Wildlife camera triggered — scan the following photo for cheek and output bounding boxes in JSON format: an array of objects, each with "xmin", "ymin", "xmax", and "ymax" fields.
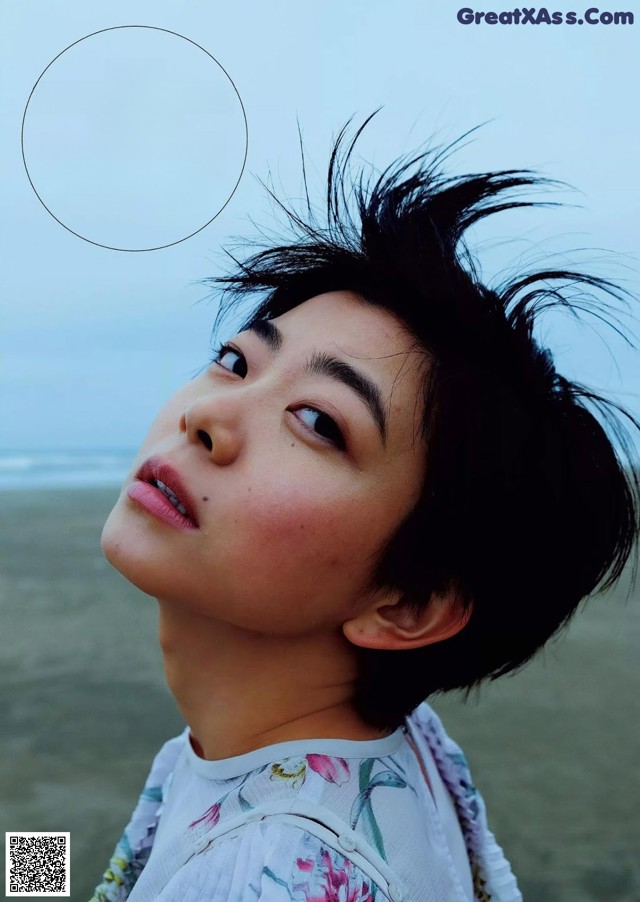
[
  {"xmin": 216, "ymin": 492, "xmax": 365, "ymax": 631},
  {"xmin": 234, "ymin": 482, "xmax": 378, "ymax": 575}
]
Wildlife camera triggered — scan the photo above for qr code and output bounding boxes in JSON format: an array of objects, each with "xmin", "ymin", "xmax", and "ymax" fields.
[{"xmin": 5, "ymin": 832, "xmax": 70, "ymax": 897}]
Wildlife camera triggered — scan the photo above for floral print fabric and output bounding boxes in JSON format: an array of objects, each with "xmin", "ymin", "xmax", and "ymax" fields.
[{"xmin": 89, "ymin": 703, "xmax": 522, "ymax": 902}]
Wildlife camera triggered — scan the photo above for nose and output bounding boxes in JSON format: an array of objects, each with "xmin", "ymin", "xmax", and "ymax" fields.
[{"xmin": 179, "ymin": 395, "xmax": 241, "ymax": 466}]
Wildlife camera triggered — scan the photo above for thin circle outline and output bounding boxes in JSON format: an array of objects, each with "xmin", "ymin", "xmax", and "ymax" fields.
[{"xmin": 21, "ymin": 24, "xmax": 249, "ymax": 252}]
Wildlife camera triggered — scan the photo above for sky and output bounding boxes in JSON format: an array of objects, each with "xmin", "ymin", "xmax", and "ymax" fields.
[{"xmin": 1, "ymin": 0, "xmax": 639, "ymax": 458}]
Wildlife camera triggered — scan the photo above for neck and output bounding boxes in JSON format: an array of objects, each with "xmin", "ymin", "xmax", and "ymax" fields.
[{"xmin": 156, "ymin": 597, "xmax": 389, "ymax": 761}]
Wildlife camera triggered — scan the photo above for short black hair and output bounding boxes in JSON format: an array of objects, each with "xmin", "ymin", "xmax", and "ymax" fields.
[{"xmin": 202, "ymin": 114, "xmax": 640, "ymax": 731}]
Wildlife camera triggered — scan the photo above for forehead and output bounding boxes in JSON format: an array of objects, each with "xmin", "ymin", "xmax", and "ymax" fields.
[
  {"xmin": 274, "ymin": 291, "xmax": 412, "ymax": 351},
  {"xmin": 270, "ymin": 291, "xmax": 427, "ymax": 452},
  {"xmin": 274, "ymin": 291, "xmax": 419, "ymax": 358}
]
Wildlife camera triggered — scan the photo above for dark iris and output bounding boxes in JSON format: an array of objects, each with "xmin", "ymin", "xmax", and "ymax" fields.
[
  {"xmin": 215, "ymin": 345, "xmax": 247, "ymax": 378},
  {"xmin": 314, "ymin": 411, "xmax": 346, "ymax": 450}
]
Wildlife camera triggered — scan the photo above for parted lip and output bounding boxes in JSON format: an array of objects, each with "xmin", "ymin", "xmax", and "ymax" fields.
[{"xmin": 135, "ymin": 455, "xmax": 200, "ymax": 527}]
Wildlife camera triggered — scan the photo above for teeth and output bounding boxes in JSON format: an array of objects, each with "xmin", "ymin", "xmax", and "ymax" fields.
[{"xmin": 154, "ymin": 479, "xmax": 190, "ymax": 518}]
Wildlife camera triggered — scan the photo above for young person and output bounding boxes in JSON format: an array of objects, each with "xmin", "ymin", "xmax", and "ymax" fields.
[{"xmin": 89, "ymin": 116, "xmax": 640, "ymax": 902}]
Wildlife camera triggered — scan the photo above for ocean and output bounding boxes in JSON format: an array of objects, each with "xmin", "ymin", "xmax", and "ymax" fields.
[{"xmin": 0, "ymin": 449, "xmax": 136, "ymax": 491}]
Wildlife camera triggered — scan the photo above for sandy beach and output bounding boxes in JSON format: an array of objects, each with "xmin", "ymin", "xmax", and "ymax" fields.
[{"xmin": 1, "ymin": 486, "xmax": 639, "ymax": 902}]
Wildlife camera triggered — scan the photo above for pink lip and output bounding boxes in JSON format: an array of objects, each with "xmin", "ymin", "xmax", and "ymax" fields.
[{"xmin": 126, "ymin": 455, "xmax": 200, "ymax": 530}]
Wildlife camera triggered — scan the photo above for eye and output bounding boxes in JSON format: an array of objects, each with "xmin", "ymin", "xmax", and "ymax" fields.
[
  {"xmin": 296, "ymin": 407, "xmax": 346, "ymax": 451},
  {"xmin": 211, "ymin": 343, "xmax": 247, "ymax": 378}
]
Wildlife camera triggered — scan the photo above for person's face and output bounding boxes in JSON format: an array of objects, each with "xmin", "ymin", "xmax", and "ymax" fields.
[{"xmin": 101, "ymin": 291, "xmax": 427, "ymax": 636}]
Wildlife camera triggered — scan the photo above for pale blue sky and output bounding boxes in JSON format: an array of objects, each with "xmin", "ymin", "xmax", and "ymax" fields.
[{"xmin": 1, "ymin": 0, "xmax": 639, "ymax": 456}]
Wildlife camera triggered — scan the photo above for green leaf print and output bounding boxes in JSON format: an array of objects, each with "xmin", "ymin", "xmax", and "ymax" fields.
[
  {"xmin": 367, "ymin": 770, "xmax": 407, "ymax": 790},
  {"xmin": 350, "ymin": 786, "xmax": 374, "ymax": 829},
  {"xmin": 359, "ymin": 757, "xmax": 374, "ymax": 793},
  {"xmin": 362, "ymin": 799, "xmax": 386, "ymax": 862},
  {"xmin": 262, "ymin": 866, "xmax": 294, "ymax": 898},
  {"xmin": 351, "ymin": 763, "xmax": 408, "ymax": 863}
]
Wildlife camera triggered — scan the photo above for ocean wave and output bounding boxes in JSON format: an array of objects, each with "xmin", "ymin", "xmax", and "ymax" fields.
[{"xmin": 0, "ymin": 450, "xmax": 136, "ymax": 490}]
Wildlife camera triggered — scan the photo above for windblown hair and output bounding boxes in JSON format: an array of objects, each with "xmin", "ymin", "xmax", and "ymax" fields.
[{"xmin": 203, "ymin": 114, "xmax": 640, "ymax": 731}]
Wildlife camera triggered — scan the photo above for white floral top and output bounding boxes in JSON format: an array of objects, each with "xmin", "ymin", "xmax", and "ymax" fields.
[{"xmin": 88, "ymin": 702, "xmax": 522, "ymax": 902}]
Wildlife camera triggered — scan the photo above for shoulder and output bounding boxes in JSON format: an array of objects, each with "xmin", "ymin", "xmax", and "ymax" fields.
[
  {"xmin": 146, "ymin": 726, "xmax": 191, "ymax": 786},
  {"xmin": 156, "ymin": 818, "xmax": 388, "ymax": 901},
  {"xmin": 134, "ymin": 726, "xmax": 190, "ymax": 807},
  {"xmin": 408, "ymin": 702, "xmax": 524, "ymax": 902},
  {"xmin": 408, "ymin": 700, "xmax": 489, "ymax": 829},
  {"xmin": 406, "ymin": 700, "xmax": 459, "ymax": 751},
  {"xmin": 88, "ymin": 728, "xmax": 191, "ymax": 902}
]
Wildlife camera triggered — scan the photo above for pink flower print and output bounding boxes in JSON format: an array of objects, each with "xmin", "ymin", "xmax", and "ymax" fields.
[
  {"xmin": 294, "ymin": 847, "xmax": 373, "ymax": 902},
  {"xmin": 306, "ymin": 755, "xmax": 350, "ymax": 786},
  {"xmin": 188, "ymin": 802, "xmax": 221, "ymax": 829},
  {"xmin": 271, "ymin": 757, "xmax": 307, "ymax": 789}
]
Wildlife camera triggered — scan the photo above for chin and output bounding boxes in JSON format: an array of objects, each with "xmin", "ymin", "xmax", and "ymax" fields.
[{"xmin": 100, "ymin": 500, "xmax": 172, "ymax": 599}]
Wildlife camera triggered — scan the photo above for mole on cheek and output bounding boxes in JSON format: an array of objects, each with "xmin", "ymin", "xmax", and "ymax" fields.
[{"xmin": 202, "ymin": 497, "xmax": 208, "ymax": 501}]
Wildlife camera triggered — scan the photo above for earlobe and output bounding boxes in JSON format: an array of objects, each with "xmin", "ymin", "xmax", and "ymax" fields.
[{"xmin": 342, "ymin": 589, "xmax": 472, "ymax": 652}]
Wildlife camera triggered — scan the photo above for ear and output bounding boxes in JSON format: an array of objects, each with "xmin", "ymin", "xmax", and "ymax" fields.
[{"xmin": 342, "ymin": 587, "xmax": 472, "ymax": 651}]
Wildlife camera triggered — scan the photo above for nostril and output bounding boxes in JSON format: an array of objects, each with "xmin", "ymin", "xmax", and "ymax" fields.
[{"xmin": 197, "ymin": 429, "xmax": 213, "ymax": 451}]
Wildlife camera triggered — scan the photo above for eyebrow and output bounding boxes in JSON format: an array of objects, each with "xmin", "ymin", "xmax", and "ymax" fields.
[
  {"xmin": 249, "ymin": 317, "xmax": 284, "ymax": 352},
  {"xmin": 246, "ymin": 318, "xmax": 387, "ymax": 445}
]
